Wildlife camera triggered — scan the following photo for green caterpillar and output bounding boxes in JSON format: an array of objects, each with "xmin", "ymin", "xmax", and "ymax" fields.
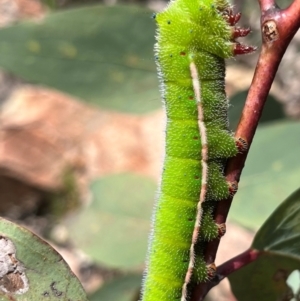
[{"xmin": 141, "ymin": 1, "xmax": 253, "ymax": 301}]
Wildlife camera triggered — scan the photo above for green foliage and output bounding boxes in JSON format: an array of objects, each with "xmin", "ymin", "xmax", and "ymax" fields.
[
  {"xmin": 0, "ymin": 217, "xmax": 88, "ymax": 301},
  {"xmin": 0, "ymin": 5, "xmax": 159, "ymax": 114},
  {"xmin": 46, "ymin": 167, "xmax": 81, "ymax": 219},
  {"xmin": 41, "ymin": 0, "xmax": 57, "ymax": 9},
  {"xmin": 229, "ymin": 90, "xmax": 285, "ymax": 130},
  {"xmin": 229, "ymin": 188, "xmax": 300, "ymax": 300},
  {"xmin": 89, "ymin": 274, "xmax": 142, "ymax": 301},
  {"xmin": 64, "ymin": 173, "xmax": 156, "ymax": 269},
  {"xmin": 229, "ymin": 121, "xmax": 300, "ymax": 230}
]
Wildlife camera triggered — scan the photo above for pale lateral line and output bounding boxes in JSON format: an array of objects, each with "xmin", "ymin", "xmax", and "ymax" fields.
[{"xmin": 181, "ymin": 62, "xmax": 209, "ymax": 301}]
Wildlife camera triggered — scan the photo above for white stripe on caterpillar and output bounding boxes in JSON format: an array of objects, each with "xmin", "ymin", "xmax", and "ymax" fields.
[{"xmin": 180, "ymin": 62, "xmax": 210, "ymax": 301}]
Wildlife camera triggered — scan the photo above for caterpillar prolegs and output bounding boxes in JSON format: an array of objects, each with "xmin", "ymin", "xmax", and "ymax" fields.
[{"xmin": 141, "ymin": 1, "xmax": 254, "ymax": 301}]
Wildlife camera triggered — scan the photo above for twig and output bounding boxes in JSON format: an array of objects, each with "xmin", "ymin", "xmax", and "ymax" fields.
[
  {"xmin": 191, "ymin": 0, "xmax": 300, "ymax": 300},
  {"xmin": 216, "ymin": 248, "xmax": 262, "ymax": 281},
  {"xmin": 259, "ymin": 0, "xmax": 276, "ymax": 11}
]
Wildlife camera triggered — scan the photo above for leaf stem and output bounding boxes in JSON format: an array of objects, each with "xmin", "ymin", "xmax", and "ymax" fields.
[
  {"xmin": 217, "ymin": 248, "xmax": 262, "ymax": 281},
  {"xmin": 191, "ymin": 0, "xmax": 300, "ymax": 300}
]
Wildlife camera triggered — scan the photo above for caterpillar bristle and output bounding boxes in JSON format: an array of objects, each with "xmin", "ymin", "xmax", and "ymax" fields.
[
  {"xmin": 234, "ymin": 43, "xmax": 257, "ymax": 55},
  {"xmin": 223, "ymin": 10, "xmax": 241, "ymax": 26},
  {"xmin": 233, "ymin": 27, "xmax": 252, "ymax": 38}
]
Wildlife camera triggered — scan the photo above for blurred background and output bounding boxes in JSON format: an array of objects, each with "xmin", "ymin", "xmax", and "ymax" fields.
[{"xmin": 0, "ymin": 0, "xmax": 299, "ymax": 300}]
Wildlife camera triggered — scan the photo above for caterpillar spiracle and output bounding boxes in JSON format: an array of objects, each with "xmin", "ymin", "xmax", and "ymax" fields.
[{"xmin": 140, "ymin": 1, "xmax": 254, "ymax": 301}]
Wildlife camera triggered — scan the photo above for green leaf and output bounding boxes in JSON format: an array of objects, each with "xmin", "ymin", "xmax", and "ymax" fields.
[
  {"xmin": 229, "ymin": 254, "xmax": 296, "ymax": 301},
  {"xmin": 64, "ymin": 173, "xmax": 156, "ymax": 269},
  {"xmin": 89, "ymin": 274, "xmax": 142, "ymax": 301},
  {"xmin": 41, "ymin": 0, "xmax": 57, "ymax": 9},
  {"xmin": 229, "ymin": 90, "xmax": 285, "ymax": 130},
  {"xmin": 0, "ymin": 5, "xmax": 159, "ymax": 114},
  {"xmin": 229, "ymin": 121, "xmax": 300, "ymax": 230},
  {"xmin": 252, "ymin": 188, "xmax": 300, "ymax": 254},
  {"xmin": 0, "ymin": 217, "xmax": 88, "ymax": 301},
  {"xmin": 229, "ymin": 188, "xmax": 300, "ymax": 301}
]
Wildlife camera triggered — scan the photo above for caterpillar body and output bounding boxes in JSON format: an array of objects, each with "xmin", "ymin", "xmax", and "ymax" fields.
[{"xmin": 141, "ymin": 1, "xmax": 254, "ymax": 301}]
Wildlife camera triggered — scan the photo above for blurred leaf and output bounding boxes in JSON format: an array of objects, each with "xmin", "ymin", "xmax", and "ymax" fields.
[
  {"xmin": 41, "ymin": 0, "xmax": 57, "ymax": 9},
  {"xmin": 0, "ymin": 5, "xmax": 160, "ymax": 114},
  {"xmin": 46, "ymin": 168, "xmax": 81, "ymax": 219},
  {"xmin": 0, "ymin": 217, "xmax": 88, "ymax": 301},
  {"xmin": 229, "ymin": 255, "xmax": 297, "ymax": 300},
  {"xmin": 64, "ymin": 173, "xmax": 156, "ymax": 269},
  {"xmin": 229, "ymin": 90, "xmax": 286, "ymax": 130},
  {"xmin": 252, "ymin": 187, "xmax": 300, "ymax": 254},
  {"xmin": 229, "ymin": 121, "xmax": 300, "ymax": 230},
  {"xmin": 89, "ymin": 274, "xmax": 142, "ymax": 301},
  {"xmin": 229, "ymin": 188, "xmax": 300, "ymax": 301}
]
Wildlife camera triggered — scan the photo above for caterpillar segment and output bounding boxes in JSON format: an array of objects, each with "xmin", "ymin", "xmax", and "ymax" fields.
[{"xmin": 141, "ymin": 1, "xmax": 254, "ymax": 301}]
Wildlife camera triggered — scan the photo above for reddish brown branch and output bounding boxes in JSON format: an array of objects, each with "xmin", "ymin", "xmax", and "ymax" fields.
[
  {"xmin": 217, "ymin": 248, "xmax": 262, "ymax": 281},
  {"xmin": 191, "ymin": 1, "xmax": 300, "ymax": 300},
  {"xmin": 259, "ymin": 0, "xmax": 276, "ymax": 11},
  {"xmin": 189, "ymin": 249, "xmax": 262, "ymax": 300}
]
